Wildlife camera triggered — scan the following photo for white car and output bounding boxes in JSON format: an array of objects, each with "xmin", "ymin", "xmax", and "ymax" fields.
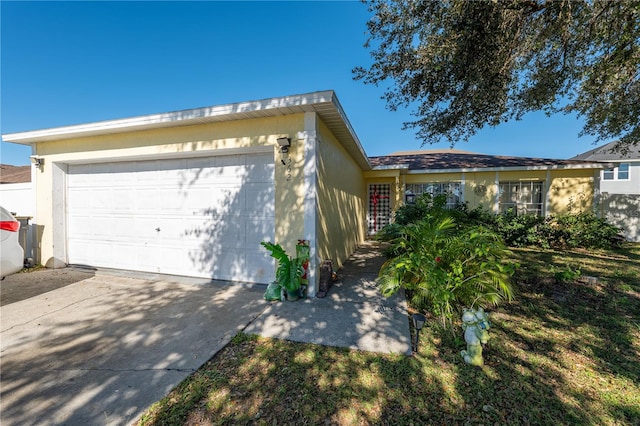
[{"xmin": 1, "ymin": 206, "xmax": 24, "ymax": 278}]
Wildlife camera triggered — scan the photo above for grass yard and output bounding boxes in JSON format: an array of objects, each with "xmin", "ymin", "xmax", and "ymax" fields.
[{"xmin": 137, "ymin": 244, "xmax": 640, "ymax": 425}]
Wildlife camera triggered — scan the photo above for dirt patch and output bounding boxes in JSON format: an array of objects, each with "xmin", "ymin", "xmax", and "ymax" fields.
[{"xmin": 0, "ymin": 268, "xmax": 95, "ymax": 306}]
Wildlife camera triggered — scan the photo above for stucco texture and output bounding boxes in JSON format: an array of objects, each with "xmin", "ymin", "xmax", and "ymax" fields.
[{"xmin": 316, "ymin": 120, "xmax": 366, "ymax": 269}]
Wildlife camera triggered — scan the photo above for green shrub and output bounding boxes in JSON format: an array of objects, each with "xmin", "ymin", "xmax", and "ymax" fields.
[
  {"xmin": 394, "ymin": 193, "xmax": 450, "ymax": 226},
  {"xmin": 551, "ymin": 212, "xmax": 623, "ymax": 249},
  {"xmin": 494, "ymin": 209, "xmax": 547, "ymax": 247},
  {"xmin": 378, "ymin": 214, "xmax": 517, "ymax": 329},
  {"xmin": 386, "ymin": 197, "xmax": 623, "ymax": 250}
]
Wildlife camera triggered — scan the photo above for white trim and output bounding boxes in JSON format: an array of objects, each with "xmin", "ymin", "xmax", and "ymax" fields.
[
  {"xmin": 4, "ymin": 91, "xmax": 372, "ymax": 171},
  {"xmin": 404, "ymin": 163, "xmax": 608, "ymax": 174},
  {"xmin": 494, "ymin": 172, "xmax": 500, "ymax": 214},
  {"xmin": 3, "ymin": 91, "xmax": 335, "ymax": 143},
  {"xmin": 545, "ymin": 170, "xmax": 551, "ymax": 216},
  {"xmin": 59, "ymin": 146, "xmax": 273, "ymax": 165},
  {"xmin": 302, "ymin": 112, "xmax": 318, "ymax": 297},
  {"xmin": 371, "ymin": 164, "xmax": 410, "ymax": 171},
  {"xmin": 593, "ymin": 169, "xmax": 601, "ymax": 215},
  {"xmin": 50, "ymin": 163, "xmax": 67, "ymax": 268}
]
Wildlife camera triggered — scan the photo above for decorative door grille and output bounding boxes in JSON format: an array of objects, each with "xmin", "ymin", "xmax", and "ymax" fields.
[{"xmin": 368, "ymin": 184, "xmax": 391, "ymax": 234}]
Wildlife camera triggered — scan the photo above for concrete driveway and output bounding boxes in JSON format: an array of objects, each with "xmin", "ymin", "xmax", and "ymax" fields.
[{"xmin": 0, "ymin": 269, "xmax": 267, "ymax": 426}]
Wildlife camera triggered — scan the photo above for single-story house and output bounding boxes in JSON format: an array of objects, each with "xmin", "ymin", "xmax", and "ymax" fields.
[
  {"xmin": 572, "ymin": 141, "xmax": 640, "ymax": 241},
  {"xmin": 2, "ymin": 91, "xmax": 607, "ymax": 296}
]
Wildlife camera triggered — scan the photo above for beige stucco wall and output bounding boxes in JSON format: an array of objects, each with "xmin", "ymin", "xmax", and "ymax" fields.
[
  {"xmin": 315, "ymin": 120, "xmax": 367, "ymax": 269},
  {"xmin": 32, "ymin": 114, "xmax": 307, "ymax": 268},
  {"xmin": 547, "ymin": 170, "xmax": 594, "ymax": 214},
  {"xmin": 370, "ymin": 168, "xmax": 596, "ymax": 219}
]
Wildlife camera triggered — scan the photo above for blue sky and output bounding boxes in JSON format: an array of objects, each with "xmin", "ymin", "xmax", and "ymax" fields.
[{"xmin": 1, "ymin": 1, "xmax": 604, "ymax": 166}]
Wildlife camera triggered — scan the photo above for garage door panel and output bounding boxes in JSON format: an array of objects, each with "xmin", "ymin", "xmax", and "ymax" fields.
[
  {"xmin": 186, "ymin": 157, "xmax": 215, "ymax": 170},
  {"xmin": 88, "ymin": 189, "xmax": 113, "ymax": 211},
  {"xmin": 91, "ymin": 216, "xmax": 117, "ymax": 239},
  {"xmin": 243, "ymin": 184, "xmax": 275, "ymax": 216},
  {"xmin": 67, "ymin": 189, "xmax": 92, "ymax": 213},
  {"xmin": 113, "ymin": 191, "xmax": 135, "ymax": 212},
  {"xmin": 112, "ymin": 216, "xmax": 137, "ymax": 242},
  {"xmin": 135, "ymin": 188, "xmax": 163, "ymax": 212},
  {"xmin": 134, "ymin": 216, "xmax": 162, "ymax": 240},
  {"xmin": 246, "ymin": 219, "xmax": 274, "ymax": 246},
  {"xmin": 245, "ymin": 160, "xmax": 275, "ymax": 183},
  {"xmin": 246, "ymin": 250, "xmax": 274, "ymax": 283},
  {"xmin": 68, "ymin": 214, "xmax": 92, "ymax": 238},
  {"xmin": 68, "ymin": 153, "xmax": 275, "ymax": 283},
  {"xmin": 111, "ymin": 242, "xmax": 141, "ymax": 269}
]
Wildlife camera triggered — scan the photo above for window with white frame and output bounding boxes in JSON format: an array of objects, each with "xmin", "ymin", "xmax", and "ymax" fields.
[
  {"xmin": 406, "ymin": 182, "xmax": 461, "ymax": 208},
  {"xmin": 499, "ymin": 181, "xmax": 544, "ymax": 216},
  {"xmin": 618, "ymin": 163, "xmax": 630, "ymax": 180},
  {"xmin": 603, "ymin": 163, "xmax": 630, "ymax": 180},
  {"xmin": 603, "ymin": 168, "xmax": 615, "ymax": 180}
]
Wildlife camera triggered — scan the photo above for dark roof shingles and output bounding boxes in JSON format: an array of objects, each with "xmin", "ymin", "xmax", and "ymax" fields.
[
  {"xmin": 571, "ymin": 141, "xmax": 640, "ymax": 161},
  {"xmin": 368, "ymin": 152, "xmax": 592, "ymax": 171}
]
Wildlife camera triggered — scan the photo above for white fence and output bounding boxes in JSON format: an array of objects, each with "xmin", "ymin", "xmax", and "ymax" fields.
[
  {"xmin": 0, "ymin": 182, "xmax": 35, "ymax": 218},
  {"xmin": 0, "ymin": 182, "xmax": 38, "ymax": 263}
]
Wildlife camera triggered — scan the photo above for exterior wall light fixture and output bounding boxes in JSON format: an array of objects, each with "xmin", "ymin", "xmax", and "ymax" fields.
[
  {"xmin": 30, "ymin": 156, "xmax": 44, "ymax": 170},
  {"xmin": 405, "ymin": 190, "xmax": 416, "ymax": 205},
  {"xmin": 276, "ymin": 137, "xmax": 291, "ymax": 153}
]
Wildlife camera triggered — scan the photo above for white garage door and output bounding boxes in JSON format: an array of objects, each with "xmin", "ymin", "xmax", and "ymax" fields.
[{"xmin": 67, "ymin": 153, "xmax": 275, "ymax": 284}]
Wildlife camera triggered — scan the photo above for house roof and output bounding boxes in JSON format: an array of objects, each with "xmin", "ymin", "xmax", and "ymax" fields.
[
  {"xmin": 2, "ymin": 90, "xmax": 372, "ymax": 170},
  {"xmin": 571, "ymin": 141, "xmax": 640, "ymax": 161},
  {"xmin": 0, "ymin": 164, "xmax": 31, "ymax": 184},
  {"xmin": 369, "ymin": 150, "xmax": 606, "ymax": 173}
]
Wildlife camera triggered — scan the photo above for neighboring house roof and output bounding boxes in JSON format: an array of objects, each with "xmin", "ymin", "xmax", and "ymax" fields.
[
  {"xmin": 369, "ymin": 150, "xmax": 605, "ymax": 173},
  {"xmin": 0, "ymin": 164, "xmax": 31, "ymax": 184},
  {"xmin": 2, "ymin": 90, "xmax": 372, "ymax": 171},
  {"xmin": 571, "ymin": 141, "xmax": 640, "ymax": 162}
]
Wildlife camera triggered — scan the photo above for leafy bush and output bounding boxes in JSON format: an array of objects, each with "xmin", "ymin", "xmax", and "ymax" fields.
[
  {"xmin": 386, "ymin": 199, "xmax": 623, "ymax": 250},
  {"xmin": 551, "ymin": 213, "xmax": 623, "ymax": 249},
  {"xmin": 378, "ymin": 214, "xmax": 517, "ymax": 329},
  {"xmin": 493, "ymin": 210, "xmax": 546, "ymax": 247},
  {"xmin": 394, "ymin": 193, "xmax": 450, "ymax": 225}
]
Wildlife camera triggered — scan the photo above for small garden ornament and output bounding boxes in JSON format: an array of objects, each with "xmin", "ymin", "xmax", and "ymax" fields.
[{"xmin": 460, "ymin": 307, "xmax": 491, "ymax": 366}]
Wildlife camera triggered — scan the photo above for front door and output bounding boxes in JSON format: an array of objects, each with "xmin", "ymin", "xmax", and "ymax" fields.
[{"xmin": 368, "ymin": 184, "xmax": 391, "ymax": 235}]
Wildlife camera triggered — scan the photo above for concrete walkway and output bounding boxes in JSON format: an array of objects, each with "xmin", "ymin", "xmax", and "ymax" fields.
[{"xmin": 246, "ymin": 240, "xmax": 412, "ymax": 355}]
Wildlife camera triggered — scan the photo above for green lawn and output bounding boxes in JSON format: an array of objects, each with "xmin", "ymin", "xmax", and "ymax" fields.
[{"xmin": 137, "ymin": 244, "xmax": 640, "ymax": 425}]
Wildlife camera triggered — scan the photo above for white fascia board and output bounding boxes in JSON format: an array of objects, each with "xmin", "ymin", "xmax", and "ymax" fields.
[
  {"xmin": 329, "ymin": 93, "xmax": 371, "ymax": 170},
  {"xmin": 2, "ymin": 91, "xmax": 337, "ymax": 145},
  {"xmin": 406, "ymin": 163, "xmax": 609, "ymax": 174},
  {"xmin": 371, "ymin": 164, "xmax": 410, "ymax": 171}
]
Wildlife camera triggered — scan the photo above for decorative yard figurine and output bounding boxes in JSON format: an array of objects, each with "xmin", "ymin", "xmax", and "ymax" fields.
[{"xmin": 460, "ymin": 307, "xmax": 491, "ymax": 366}]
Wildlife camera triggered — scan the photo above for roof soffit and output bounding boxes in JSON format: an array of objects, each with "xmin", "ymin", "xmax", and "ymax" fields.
[{"xmin": 2, "ymin": 90, "xmax": 372, "ymax": 170}]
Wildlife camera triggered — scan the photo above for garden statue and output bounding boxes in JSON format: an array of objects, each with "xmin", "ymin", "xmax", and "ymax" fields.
[{"xmin": 460, "ymin": 307, "xmax": 491, "ymax": 366}]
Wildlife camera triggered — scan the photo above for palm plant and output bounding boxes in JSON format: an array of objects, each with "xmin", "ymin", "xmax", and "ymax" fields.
[{"xmin": 378, "ymin": 215, "xmax": 516, "ymax": 330}]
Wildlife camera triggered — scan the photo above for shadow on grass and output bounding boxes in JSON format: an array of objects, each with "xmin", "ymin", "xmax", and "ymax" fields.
[{"xmin": 138, "ymin": 245, "xmax": 640, "ymax": 425}]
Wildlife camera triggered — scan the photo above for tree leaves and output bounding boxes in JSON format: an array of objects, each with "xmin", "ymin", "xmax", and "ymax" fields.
[{"xmin": 355, "ymin": 0, "xmax": 640, "ymax": 152}]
